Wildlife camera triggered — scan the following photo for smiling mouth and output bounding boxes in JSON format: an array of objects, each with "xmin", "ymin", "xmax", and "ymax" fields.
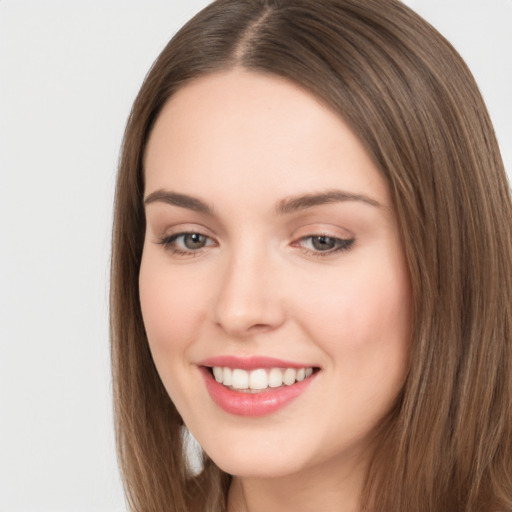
[{"xmin": 207, "ymin": 366, "xmax": 318, "ymax": 393}]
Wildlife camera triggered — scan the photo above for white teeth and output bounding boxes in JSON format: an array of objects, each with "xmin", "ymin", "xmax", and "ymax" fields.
[
  {"xmin": 283, "ymin": 368, "xmax": 296, "ymax": 386},
  {"xmin": 223, "ymin": 367, "xmax": 232, "ymax": 386},
  {"xmin": 268, "ymin": 368, "xmax": 283, "ymax": 388},
  {"xmin": 249, "ymin": 369, "xmax": 268, "ymax": 390},
  {"xmin": 211, "ymin": 366, "xmax": 315, "ymax": 391},
  {"xmin": 232, "ymin": 369, "xmax": 249, "ymax": 389},
  {"xmin": 213, "ymin": 366, "xmax": 223, "ymax": 383}
]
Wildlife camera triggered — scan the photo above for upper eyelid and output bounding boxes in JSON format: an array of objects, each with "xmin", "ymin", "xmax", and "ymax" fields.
[
  {"xmin": 161, "ymin": 231, "xmax": 216, "ymax": 245},
  {"xmin": 156, "ymin": 233, "xmax": 217, "ymax": 257},
  {"xmin": 293, "ymin": 234, "xmax": 354, "ymax": 248},
  {"xmin": 169, "ymin": 232, "xmax": 214, "ymax": 242},
  {"xmin": 156, "ymin": 223, "xmax": 216, "ymax": 239},
  {"xmin": 162, "ymin": 232, "xmax": 354, "ymax": 252},
  {"xmin": 291, "ymin": 223, "xmax": 354, "ymax": 240},
  {"xmin": 156, "ymin": 227, "xmax": 353, "ymax": 241},
  {"xmin": 158, "ymin": 233, "xmax": 353, "ymax": 259},
  {"xmin": 154, "ymin": 222, "xmax": 355, "ymax": 246},
  {"xmin": 294, "ymin": 235, "xmax": 355, "ymax": 257},
  {"xmin": 298, "ymin": 233, "xmax": 352, "ymax": 241}
]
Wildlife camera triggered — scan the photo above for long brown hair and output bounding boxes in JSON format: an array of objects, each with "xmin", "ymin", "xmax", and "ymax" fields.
[{"xmin": 110, "ymin": 1, "xmax": 512, "ymax": 510}]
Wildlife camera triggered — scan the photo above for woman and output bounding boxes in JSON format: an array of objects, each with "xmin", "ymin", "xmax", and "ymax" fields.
[{"xmin": 110, "ymin": 0, "xmax": 512, "ymax": 511}]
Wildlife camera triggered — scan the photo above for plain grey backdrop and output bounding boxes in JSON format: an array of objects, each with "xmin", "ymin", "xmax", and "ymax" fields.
[{"xmin": 0, "ymin": 1, "xmax": 510, "ymax": 511}]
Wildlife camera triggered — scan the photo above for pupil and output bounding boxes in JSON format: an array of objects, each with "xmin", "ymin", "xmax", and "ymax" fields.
[
  {"xmin": 185, "ymin": 233, "xmax": 206, "ymax": 249},
  {"xmin": 312, "ymin": 236, "xmax": 335, "ymax": 251}
]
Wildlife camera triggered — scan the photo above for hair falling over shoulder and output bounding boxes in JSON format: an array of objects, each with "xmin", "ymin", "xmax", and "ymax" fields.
[{"xmin": 110, "ymin": 0, "xmax": 512, "ymax": 510}]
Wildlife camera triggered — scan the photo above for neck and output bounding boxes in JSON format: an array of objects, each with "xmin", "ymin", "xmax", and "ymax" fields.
[{"xmin": 227, "ymin": 451, "xmax": 367, "ymax": 512}]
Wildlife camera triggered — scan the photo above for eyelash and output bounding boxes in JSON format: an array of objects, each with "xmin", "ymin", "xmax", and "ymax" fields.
[
  {"xmin": 295, "ymin": 234, "xmax": 355, "ymax": 257},
  {"xmin": 157, "ymin": 232, "xmax": 215, "ymax": 257},
  {"xmin": 157, "ymin": 232, "xmax": 355, "ymax": 258}
]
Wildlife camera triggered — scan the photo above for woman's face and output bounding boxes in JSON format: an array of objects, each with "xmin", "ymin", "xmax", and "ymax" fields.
[{"xmin": 140, "ymin": 70, "xmax": 411, "ymax": 479}]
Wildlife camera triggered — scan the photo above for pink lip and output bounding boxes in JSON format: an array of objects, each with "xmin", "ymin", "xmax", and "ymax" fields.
[
  {"xmin": 199, "ymin": 355, "xmax": 313, "ymax": 370},
  {"xmin": 199, "ymin": 365, "xmax": 318, "ymax": 417}
]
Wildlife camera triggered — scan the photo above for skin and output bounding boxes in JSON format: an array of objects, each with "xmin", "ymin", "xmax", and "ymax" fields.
[{"xmin": 139, "ymin": 69, "xmax": 411, "ymax": 512}]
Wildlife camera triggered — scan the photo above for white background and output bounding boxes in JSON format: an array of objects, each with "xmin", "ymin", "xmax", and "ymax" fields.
[{"xmin": 0, "ymin": 1, "xmax": 510, "ymax": 511}]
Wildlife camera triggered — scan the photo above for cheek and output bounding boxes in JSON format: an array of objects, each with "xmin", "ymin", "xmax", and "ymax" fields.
[
  {"xmin": 138, "ymin": 250, "xmax": 213, "ymax": 415},
  {"xmin": 322, "ymin": 264, "xmax": 410, "ymax": 424},
  {"xmin": 138, "ymin": 251, "xmax": 208, "ymax": 357},
  {"xmin": 295, "ymin": 249, "xmax": 411, "ymax": 407},
  {"xmin": 299, "ymin": 263, "xmax": 410, "ymax": 347}
]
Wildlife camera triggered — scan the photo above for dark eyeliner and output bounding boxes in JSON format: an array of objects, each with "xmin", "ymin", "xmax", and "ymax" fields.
[
  {"xmin": 299, "ymin": 235, "xmax": 355, "ymax": 257},
  {"xmin": 155, "ymin": 232, "xmax": 214, "ymax": 257}
]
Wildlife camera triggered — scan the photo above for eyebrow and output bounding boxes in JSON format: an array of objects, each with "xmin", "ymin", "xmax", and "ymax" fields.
[
  {"xmin": 143, "ymin": 188, "xmax": 382, "ymax": 216},
  {"xmin": 276, "ymin": 190, "xmax": 381, "ymax": 214},
  {"xmin": 144, "ymin": 189, "xmax": 214, "ymax": 215}
]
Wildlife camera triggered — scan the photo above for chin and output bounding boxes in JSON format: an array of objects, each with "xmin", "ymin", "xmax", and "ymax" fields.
[
  {"xmin": 209, "ymin": 451, "xmax": 304, "ymax": 479},
  {"xmin": 196, "ymin": 428, "xmax": 330, "ymax": 480}
]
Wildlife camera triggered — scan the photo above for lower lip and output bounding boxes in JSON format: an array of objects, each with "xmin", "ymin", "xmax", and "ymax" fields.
[{"xmin": 200, "ymin": 367, "xmax": 317, "ymax": 417}]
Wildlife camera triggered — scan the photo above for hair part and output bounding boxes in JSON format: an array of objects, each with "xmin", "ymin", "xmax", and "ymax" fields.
[{"xmin": 111, "ymin": 1, "xmax": 512, "ymax": 510}]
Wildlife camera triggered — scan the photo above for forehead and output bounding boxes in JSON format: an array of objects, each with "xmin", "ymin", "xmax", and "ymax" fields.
[{"xmin": 143, "ymin": 69, "xmax": 391, "ymax": 209}]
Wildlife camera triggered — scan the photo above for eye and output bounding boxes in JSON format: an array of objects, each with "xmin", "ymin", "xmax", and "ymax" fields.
[
  {"xmin": 177, "ymin": 233, "xmax": 209, "ymax": 250},
  {"xmin": 157, "ymin": 232, "xmax": 215, "ymax": 255},
  {"xmin": 297, "ymin": 235, "xmax": 354, "ymax": 255},
  {"xmin": 310, "ymin": 235, "xmax": 338, "ymax": 251}
]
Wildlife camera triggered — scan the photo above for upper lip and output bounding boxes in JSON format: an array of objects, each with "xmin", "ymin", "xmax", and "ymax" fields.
[{"xmin": 198, "ymin": 355, "xmax": 318, "ymax": 371}]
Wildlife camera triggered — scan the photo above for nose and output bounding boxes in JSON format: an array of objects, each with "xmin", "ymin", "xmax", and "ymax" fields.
[{"xmin": 212, "ymin": 243, "xmax": 286, "ymax": 337}]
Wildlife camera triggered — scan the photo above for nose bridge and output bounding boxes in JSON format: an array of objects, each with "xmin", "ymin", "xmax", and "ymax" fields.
[{"xmin": 213, "ymin": 237, "xmax": 284, "ymax": 336}]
